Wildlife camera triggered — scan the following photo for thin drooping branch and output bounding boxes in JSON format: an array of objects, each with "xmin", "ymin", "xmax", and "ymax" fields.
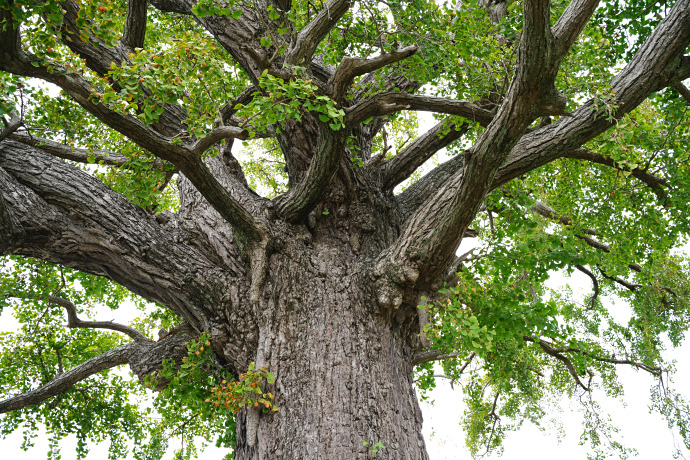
[
  {"xmin": 274, "ymin": 125, "xmax": 345, "ymax": 222},
  {"xmin": 345, "ymin": 92, "xmax": 495, "ymax": 127},
  {"xmin": 597, "ymin": 266, "xmax": 642, "ymax": 292},
  {"xmin": 121, "ymin": 0, "xmax": 148, "ymax": 52},
  {"xmin": 380, "ymin": 120, "xmax": 469, "ymax": 194},
  {"xmin": 47, "ymin": 295, "xmax": 149, "ymax": 342},
  {"xmin": 525, "ymin": 336, "xmax": 662, "ymax": 378},
  {"xmin": 563, "ymin": 148, "xmax": 669, "ymax": 201},
  {"xmin": 285, "ymin": 0, "xmax": 353, "ymax": 66},
  {"xmin": 523, "ymin": 336, "xmax": 589, "ymax": 391},
  {"xmin": 8, "ymin": 131, "xmax": 168, "ymax": 170},
  {"xmin": 531, "ymin": 200, "xmax": 645, "ymax": 272},
  {"xmin": 328, "ymin": 46, "xmax": 418, "ymax": 101},
  {"xmin": 0, "ymin": 343, "xmax": 136, "ymax": 414}
]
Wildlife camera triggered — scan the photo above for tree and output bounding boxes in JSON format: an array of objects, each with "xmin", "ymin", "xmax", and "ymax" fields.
[{"xmin": 1, "ymin": 0, "xmax": 690, "ymax": 458}]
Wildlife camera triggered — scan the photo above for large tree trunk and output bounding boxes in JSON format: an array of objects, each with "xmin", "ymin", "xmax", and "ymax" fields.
[
  {"xmin": 233, "ymin": 261, "xmax": 428, "ymax": 459},
  {"xmin": 202, "ymin": 195, "xmax": 428, "ymax": 459}
]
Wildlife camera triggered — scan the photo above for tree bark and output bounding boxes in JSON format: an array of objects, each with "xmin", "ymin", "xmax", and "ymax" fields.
[{"xmin": 232, "ymin": 233, "xmax": 428, "ymax": 459}]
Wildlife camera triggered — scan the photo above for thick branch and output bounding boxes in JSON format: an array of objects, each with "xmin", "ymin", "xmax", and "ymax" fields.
[
  {"xmin": 552, "ymin": 0, "xmax": 601, "ymax": 59},
  {"xmin": 220, "ymin": 86, "xmax": 260, "ymax": 123},
  {"xmin": 380, "ymin": 120, "xmax": 469, "ymax": 194},
  {"xmin": 405, "ymin": 2, "xmax": 690, "ymax": 226},
  {"xmin": 0, "ymin": 140, "xmax": 238, "ymax": 329},
  {"xmin": 328, "ymin": 46, "xmax": 418, "ymax": 101},
  {"xmin": 285, "ymin": 0, "xmax": 353, "ymax": 66},
  {"xmin": 0, "ymin": 6, "xmax": 21, "ymax": 55},
  {"xmin": 192, "ymin": 126, "xmax": 250, "ymax": 156},
  {"xmin": 7, "ymin": 131, "xmax": 167, "ymax": 169},
  {"xmin": 345, "ymin": 92, "xmax": 495, "ymax": 127},
  {"xmin": 121, "ymin": 0, "xmax": 148, "ymax": 51},
  {"xmin": 379, "ymin": 0, "xmax": 569, "ymax": 289},
  {"xmin": 0, "ymin": 111, "xmax": 22, "ymax": 142},
  {"xmin": 0, "ymin": 55, "xmax": 263, "ymax": 241},
  {"xmin": 274, "ymin": 125, "xmax": 345, "ymax": 222},
  {"xmin": 0, "ymin": 329, "xmax": 194, "ymax": 414}
]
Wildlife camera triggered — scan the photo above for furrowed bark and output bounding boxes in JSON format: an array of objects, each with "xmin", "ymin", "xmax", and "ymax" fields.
[
  {"xmin": 401, "ymin": 1, "xmax": 690, "ymax": 221},
  {"xmin": 0, "ymin": 53, "xmax": 264, "ymax": 242},
  {"xmin": 0, "ymin": 140, "xmax": 236, "ymax": 331},
  {"xmin": 381, "ymin": 0, "xmax": 566, "ymax": 291},
  {"xmin": 121, "ymin": 0, "xmax": 148, "ymax": 52},
  {"xmin": 552, "ymin": 0, "xmax": 601, "ymax": 59},
  {"xmin": 493, "ymin": 0, "xmax": 690, "ymax": 187}
]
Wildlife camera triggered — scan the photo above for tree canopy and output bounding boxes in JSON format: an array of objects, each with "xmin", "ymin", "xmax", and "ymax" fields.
[{"xmin": 1, "ymin": 0, "xmax": 690, "ymax": 458}]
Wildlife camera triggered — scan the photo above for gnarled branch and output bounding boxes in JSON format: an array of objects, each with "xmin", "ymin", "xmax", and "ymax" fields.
[
  {"xmin": 274, "ymin": 125, "xmax": 345, "ymax": 222},
  {"xmin": 345, "ymin": 92, "xmax": 495, "ymax": 127},
  {"xmin": 48, "ymin": 295, "xmax": 149, "ymax": 342},
  {"xmin": 328, "ymin": 46, "xmax": 418, "ymax": 101},
  {"xmin": 285, "ymin": 0, "xmax": 353, "ymax": 66}
]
